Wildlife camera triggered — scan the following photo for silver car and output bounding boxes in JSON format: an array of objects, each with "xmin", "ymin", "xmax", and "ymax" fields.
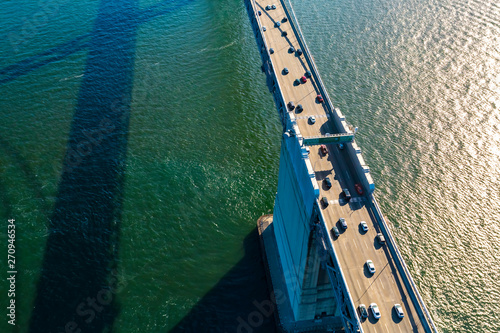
[
  {"xmin": 370, "ymin": 303, "xmax": 381, "ymax": 319},
  {"xmin": 394, "ymin": 304, "xmax": 404, "ymax": 318}
]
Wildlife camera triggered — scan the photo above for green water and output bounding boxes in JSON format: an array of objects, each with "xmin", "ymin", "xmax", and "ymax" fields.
[{"xmin": 0, "ymin": 0, "xmax": 499, "ymax": 332}]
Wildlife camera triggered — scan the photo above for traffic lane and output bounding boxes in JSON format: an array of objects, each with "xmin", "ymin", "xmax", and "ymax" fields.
[
  {"xmin": 324, "ymin": 203, "xmax": 419, "ymax": 332},
  {"xmin": 257, "ymin": 2, "xmax": 422, "ymax": 331}
]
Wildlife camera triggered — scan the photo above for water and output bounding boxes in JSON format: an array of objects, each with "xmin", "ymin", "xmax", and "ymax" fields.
[{"xmin": 0, "ymin": 0, "xmax": 498, "ymax": 332}]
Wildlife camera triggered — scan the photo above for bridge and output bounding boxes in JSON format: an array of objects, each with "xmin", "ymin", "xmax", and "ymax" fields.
[{"xmin": 247, "ymin": 0, "xmax": 438, "ymax": 332}]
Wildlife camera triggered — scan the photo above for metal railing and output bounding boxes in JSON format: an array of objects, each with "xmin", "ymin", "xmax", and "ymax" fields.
[
  {"xmin": 371, "ymin": 196, "xmax": 439, "ymax": 332},
  {"xmin": 247, "ymin": 0, "xmax": 297, "ymax": 134},
  {"xmin": 281, "ymin": 1, "xmax": 437, "ymax": 331}
]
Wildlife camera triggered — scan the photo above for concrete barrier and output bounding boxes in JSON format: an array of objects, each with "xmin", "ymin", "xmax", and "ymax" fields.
[{"xmin": 370, "ymin": 195, "xmax": 438, "ymax": 333}]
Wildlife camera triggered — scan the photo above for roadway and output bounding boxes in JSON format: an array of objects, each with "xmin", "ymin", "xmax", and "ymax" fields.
[{"xmin": 253, "ymin": 1, "xmax": 425, "ymax": 332}]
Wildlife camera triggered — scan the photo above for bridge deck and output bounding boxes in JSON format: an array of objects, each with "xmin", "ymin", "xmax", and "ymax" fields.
[{"xmin": 254, "ymin": 1, "xmax": 426, "ymax": 332}]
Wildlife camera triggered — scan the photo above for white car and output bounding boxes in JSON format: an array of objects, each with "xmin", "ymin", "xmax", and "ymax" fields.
[
  {"xmin": 309, "ymin": 116, "xmax": 316, "ymax": 124},
  {"xmin": 370, "ymin": 303, "xmax": 381, "ymax": 319},
  {"xmin": 360, "ymin": 221, "xmax": 368, "ymax": 232},
  {"xmin": 366, "ymin": 260, "xmax": 375, "ymax": 274},
  {"xmin": 394, "ymin": 304, "xmax": 404, "ymax": 318}
]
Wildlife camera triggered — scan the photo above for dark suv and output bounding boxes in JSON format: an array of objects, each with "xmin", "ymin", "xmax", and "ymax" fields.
[{"xmin": 342, "ymin": 188, "xmax": 351, "ymax": 202}]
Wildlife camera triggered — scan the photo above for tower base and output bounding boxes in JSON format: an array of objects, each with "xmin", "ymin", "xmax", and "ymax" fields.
[{"xmin": 257, "ymin": 215, "xmax": 344, "ymax": 333}]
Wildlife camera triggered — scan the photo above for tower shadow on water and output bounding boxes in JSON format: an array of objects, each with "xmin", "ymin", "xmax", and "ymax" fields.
[
  {"xmin": 28, "ymin": 1, "xmax": 139, "ymax": 332},
  {"xmin": 169, "ymin": 228, "xmax": 277, "ymax": 333}
]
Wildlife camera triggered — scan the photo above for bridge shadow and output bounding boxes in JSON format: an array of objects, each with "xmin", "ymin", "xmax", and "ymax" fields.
[
  {"xmin": 28, "ymin": 1, "xmax": 139, "ymax": 332},
  {"xmin": 26, "ymin": 1, "xmax": 193, "ymax": 332},
  {"xmin": 168, "ymin": 228, "xmax": 277, "ymax": 333}
]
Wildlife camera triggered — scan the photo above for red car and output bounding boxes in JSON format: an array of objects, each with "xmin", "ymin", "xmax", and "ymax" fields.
[
  {"xmin": 300, "ymin": 76, "xmax": 307, "ymax": 83},
  {"xmin": 316, "ymin": 95, "xmax": 324, "ymax": 103},
  {"xmin": 320, "ymin": 145, "xmax": 328, "ymax": 155},
  {"xmin": 355, "ymin": 183, "xmax": 364, "ymax": 195}
]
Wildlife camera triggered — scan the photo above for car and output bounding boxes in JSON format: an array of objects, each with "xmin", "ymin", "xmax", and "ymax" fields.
[
  {"xmin": 300, "ymin": 76, "xmax": 307, "ymax": 83},
  {"xmin": 269, "ymin": 48, "xmax": 274, "ymax": 54},
  {"xmin": 305, "ymin": 70, "xmax": 312, "ymax": 78},
  {"xmin": 266, "ymin": 5, "xmax": 271, "ymax": 10},
  {"xmin": 309, "ymin": 116, "xmax": 316, "ymax": 124},
  {"xmin": 275, "ymin": 21, "xmax": 281, "ymax": 27},
  {"xmin": 359, "ymin": 304, "xmax": 368, "ymax": 319},
  {"xmin": 282, "ymin": 17, "xmax": 288, "ymax": 22},
  {"xmin": 394, "ymin": 304, "xmax": 404, "ymax": 318},
  {"xmin": 287, "ymin": 101, "xmax": 295, "ymax": 110},
  {"xmin": 282, "ymin": 31, "xmax": 288, "ymax": 37},
  {"xmin": 262, "ymin": 26, "xmax": 267, "ymax": 31},
  {"xmin": 322, "ymin": 196, "xmax": 329, "ymax": 207},
  {"xmin": 338, "ymin": 143, "xmax": 344, "ymax": 150},
  {"xmin": 342, "ymin": 188, "xmax": 351, "ymax": 202},
  {"xmin": 339, "ymin": 217, "xmax": 347, "ymax": 229},
  {"xmin": 316, "ymin": 94, "xmax": 324, "ymax": 103},
  {"xmin": 366, "ymin": 260, "xmax": 375, "ymax": 274},
  {"xmin": 258, "ymin": 11, "xmax": 262, "ymax": 16},
  {"xmin": 295, "ymin": 104, "xmax": 303, "ymax": 112},
  {"xmin": 324, "ymin": 177, "xmax": 332, "ymax": 189},
  {"xmin": 296, "ymin": 48, "xmax": 303, "ymax": 56},
  {"xmin": 320, "ymin": 144, "xmax": 328, "ymax": 155},
  {"xmin": 271, "ymin": 4, "xmax": 276, "ymax": 9},
  {"xmin": 289, "ymin": 46, "xmax": 295, "ymax": 53},
  {"xmin": 370, "ymin": 303, "xmax": 381, "ymax": 319},
  {"xmin": 355, "ymin": 183, "xmax": 364, "ymax": 195},
  {"xmin": 283, "ymin": 67, "xmax": 289, "ymax": 75},
  {"xmin": 360, "ymin": 221, "xmax": 368, "ymax": 232},
  {"xmin": 377, "ymin": 233, "xmax": 386, "ymax": 244},
  {"xmin": 331, "ymin": 226, "xmax": 340, "ymax": 238}
]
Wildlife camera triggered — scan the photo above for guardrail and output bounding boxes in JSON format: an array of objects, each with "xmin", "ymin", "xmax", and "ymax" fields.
[
  {"xmin": 370, "ymin": 195, "xmax": 438, "ymax": 332},
  {"xmin": 246, "ymin": 0, "xmax": 296, "ymax": 133},
  {"xmin": 281, "ymin": 0, "xmax": 437, "ymax": 330},
  {"xmin": 280, "ymin": 0, "xmax": 347, "ymax": 134}
]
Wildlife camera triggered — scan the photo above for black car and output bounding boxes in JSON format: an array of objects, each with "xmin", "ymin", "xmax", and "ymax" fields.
[
  {"xmin": 305, "ymin": 70, "xmax": 312, "ymax": 78},
  {"xmin": 287, "ymin": 101, "xmax": 295, "ymax": 111},
  {"xmin": 342, "ymin": 188, "xmax": 351, "ymax": 202},
  {"xmin": 324, "ymin": 177, "xmax": 332, "ymax": 189},
  {"xmin": 282, "ymin": 31, "xmax": 288, "ymax": 37},
  {"xmin": 289, "ymin": 46, "xmax": 295, "ymax": 53},
  {"xmin": 331, "ymin": 226, "xmax": 340, "ymax": 238},
  {"xmin": 283, "ymin": 67, "xmax": 289, "ymax": 75},
  {"xmin": 359, "ymin": 304, "xmax": 368, "ymax": 319},
  {"xmin": 295, "ymin": 104, "xmax": 303, "ymax": 112},
  {"xmin": 282, "ymin": 17, "xmax": 288, "ymax": 22},
  {"xmin": 296, "ymin": 48, "xmax": 303, "ymax": 56}
]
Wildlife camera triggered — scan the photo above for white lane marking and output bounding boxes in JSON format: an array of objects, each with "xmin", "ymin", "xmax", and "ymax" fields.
[
  {"xmin": 344, "ymin": 242, "xmax": 348, "ymax": 251},
  {"xmin": 357, "ymin": 279, "xmax": 361, "ymax": 291},
  {"xmin": 353, "ymin": 240, "xmax": 358, "ymax": 249},
  {"xmin": 296, "ymin": 114, "xmax": 329, "ymax": 120},
  {"xmin": 380, "ymin": 279, "xmax": 385, "ymax": 289},
  {"xmin": 385, "ymin": 324, "xmax": 389, "ymax": 333},
  {"xmin": 364, "ymin": 239, "xmax": 369, "ymax": 250}
]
